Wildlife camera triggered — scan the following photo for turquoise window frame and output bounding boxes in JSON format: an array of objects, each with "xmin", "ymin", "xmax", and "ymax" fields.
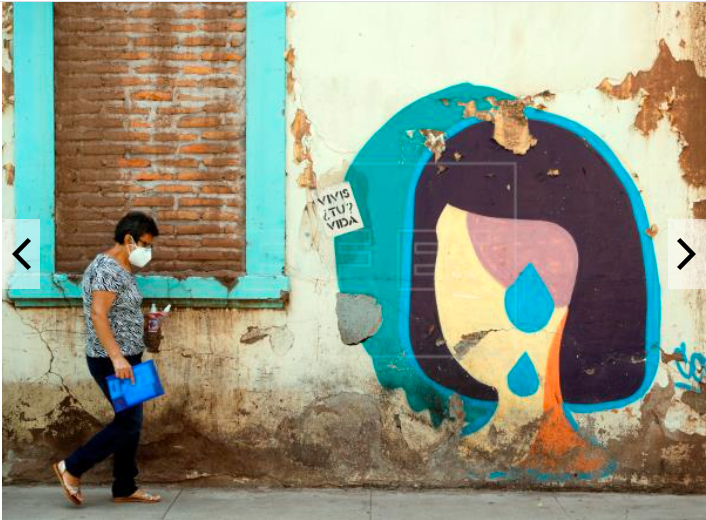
[{"xmin": 8, "ymin": 2, "xmax": 288, "ymax": 308}]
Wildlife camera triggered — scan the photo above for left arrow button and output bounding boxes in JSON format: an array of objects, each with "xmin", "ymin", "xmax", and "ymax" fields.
[{"xmin": 13, "ymin": 238, "xmax": 31, "ymax": 270}]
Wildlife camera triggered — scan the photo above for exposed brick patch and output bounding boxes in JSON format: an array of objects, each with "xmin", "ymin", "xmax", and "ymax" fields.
[{"xmin": 54, "ymin": 2, "xmax": 246, "ymax": 277}]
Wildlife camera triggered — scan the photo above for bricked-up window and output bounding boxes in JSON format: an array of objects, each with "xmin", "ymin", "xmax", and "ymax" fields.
[{"xmin": 54, "ymin": 2, "xmax": 245, "ymax": 281}]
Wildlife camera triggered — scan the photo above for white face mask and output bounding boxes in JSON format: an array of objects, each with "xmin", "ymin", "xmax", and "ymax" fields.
[{"xmin": 128, "ymin": 241, "xmax": 152, "ymax": 268}]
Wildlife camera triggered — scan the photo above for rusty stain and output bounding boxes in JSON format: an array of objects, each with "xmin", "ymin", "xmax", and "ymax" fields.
[
  {"xmin": 214, "ymin": 273, "xmax": 239, "ymax": 292},
  {"xmin": 440, "ymin": 98, "xmax": 450, "ymax": 106},
  {"xmin": 547, "ymin": 168, "xmax": 560, "ymax": 177},
  {"xmin": 453, "ymin": 152, "xmax": 463, "ymax": 162},
  {"xmin": 298, "ymin": 163, "xmax": 316, "ymax": 189},
  {"xmin": 292, "ymin": 109, "xmax": 311, "ymax": 164},
  {"xmin": 4, "ymin": 163, "xmax": 15, "ymax": 186},
  {"xmin": 693, "ymin": 200, "xmax": 706, "ymax": 219},
  {"xmin": 2, "ymin": 2, "xmax": 13, "ymax": 111},
  {"xmin": 645, "ymin": 224, "xmax": 659, "ymax": 238},
  {"xmin": 436, "ymin": 165, "xmax": 447, "ymax": 175},
  {"xmin": 291, "ymin": 108, "xmax": 316, "ymax": 188},
  {"xmin": 597, "ymin": 40, "xmax": 706, "ymax": 187},
  {"xmin": 419, "ymin": 129, "xmax": 446, "ymax": 163},
  {"xmin": 661, "ymin": 348, "xmax": 685, "ymax": 364},
  {"xmin": 285, "ymin": 47, "xmax": 295, "ymax": 95},
  {"xmin": 689, "ymin": 3, "xmax": 706, "ymax": 78}
]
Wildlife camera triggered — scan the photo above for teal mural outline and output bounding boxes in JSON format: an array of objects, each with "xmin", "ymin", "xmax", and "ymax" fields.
[
  {"xmin": 9, "ymin": 2, "xmax": 288, "ymax": 308},
  {"xmin": 335, "ymin": 83, "xmax": 661, "ymax": 435}
]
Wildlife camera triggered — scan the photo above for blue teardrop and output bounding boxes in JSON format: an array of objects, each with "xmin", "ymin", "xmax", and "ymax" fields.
[
  {"xmin": 507, "ymin": 352, "xmax": 540, "ymax": 397},
  {"xmin": 504, "ymin": 263, "xmax": 554, "ymax": 333}
]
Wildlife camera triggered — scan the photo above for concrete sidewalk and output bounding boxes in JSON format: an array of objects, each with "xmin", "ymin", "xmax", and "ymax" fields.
[{"xmin": 3, "ymin": 486, "xmax": 705, "ymax": 520}]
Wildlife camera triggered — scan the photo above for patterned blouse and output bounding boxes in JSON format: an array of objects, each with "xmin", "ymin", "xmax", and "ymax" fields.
[{"xmin": 82, "ymin": 254, "xmax": 145, "ymax": 358}]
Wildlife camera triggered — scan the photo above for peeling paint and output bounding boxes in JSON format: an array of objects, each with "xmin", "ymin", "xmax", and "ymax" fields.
[
  {"xmin": 239, "ymin": 324, "xmax": 293, "ymax": 354},
  {"xmin": 458, "ymin": 97, "xmax": 538, "ymax": 155},
  {"xmin": 240, "ymin": 325, "xmax": 269, "ymax": 345},
  {"xmin": 336, "ymin": 293, "xmax": 382, "ymax": 345},
  {"xmin": 452, "ymin": 330, "xmax": 495, "ymax": 358},
  {"xmin": 3, "ymin": 163, "xmax": 14, "ymax": 186},
  {"xmin": 2, "ymin": 3, "xmax": 13, "ymax": 111},
  {"xmin": 419, "ymin": 129, "xmax": 446, "ymax": 163},
  {"xmin": 285, "ymin": 46, "xmax": 295, "ymax": 95},
  {"xmin": 291, "ymin": 108, "xmax": 316, "ymax": 188},
  {"xmin": 597, "ymin": 40, "xmax": 706, "ymax": 187}
]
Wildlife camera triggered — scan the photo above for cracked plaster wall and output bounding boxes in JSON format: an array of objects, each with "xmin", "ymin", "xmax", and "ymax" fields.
[{"xmin": 2, "ymin": 2, "xmax": 706, "ymax": 490}]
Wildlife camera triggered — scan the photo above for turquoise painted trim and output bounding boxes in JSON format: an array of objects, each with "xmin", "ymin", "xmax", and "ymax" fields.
[
  {"xmin": 245, "ymin": 2, "xmax": 286, "ymax": 276},
  {"xmin": 9, "ymin": 274, "xmax": 288, "ymax": 307},
  {"xmin": 13, "ymin": 2, "xmax": 55, "ymax": 273},
  {"xmin": 9, "ymin": 2, "xmax": 289, "ymax": 306}
]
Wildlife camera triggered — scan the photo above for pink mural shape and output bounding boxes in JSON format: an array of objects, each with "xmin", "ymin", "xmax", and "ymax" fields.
[{"xmin": 466, "ymin": 211, "xmax": 579, "ymax": 307}]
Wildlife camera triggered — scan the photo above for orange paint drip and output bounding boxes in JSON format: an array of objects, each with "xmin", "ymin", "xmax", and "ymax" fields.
[
  {"xmin": 543, "ymin": 315, "xmax": 566, "ymax": 411},
  {"xmin": 520, "ymin": 314, "xmax": 608, "ymax": 474}
]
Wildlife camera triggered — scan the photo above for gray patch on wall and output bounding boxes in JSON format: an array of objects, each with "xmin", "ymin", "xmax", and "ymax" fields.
[{"xmin": 336, "ymin": 293, "xmax": 382, "ymax": 345}]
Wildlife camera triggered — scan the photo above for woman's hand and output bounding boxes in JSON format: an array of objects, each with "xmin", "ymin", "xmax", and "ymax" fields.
[{"xmin": 111, "ymin": 355, "xmax": 135, "ymax": 384}]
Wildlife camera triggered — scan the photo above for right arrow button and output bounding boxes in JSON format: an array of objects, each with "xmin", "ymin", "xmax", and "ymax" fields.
[{"xmin": 677, "ymin": 238, "xmax": 696, "ymax": 270}]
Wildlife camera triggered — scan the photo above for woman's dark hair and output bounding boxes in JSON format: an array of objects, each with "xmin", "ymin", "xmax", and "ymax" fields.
[
  {"xmin": 409, "ymin": 120, "xmax": 648, "ymax": 406},
  {"xmin": 114, "ymin": 211, "xmax": 160, "ymax": 244}
]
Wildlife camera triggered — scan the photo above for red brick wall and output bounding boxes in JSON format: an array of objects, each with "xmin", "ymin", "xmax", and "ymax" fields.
[{"xmin": 54, "ymin": 2, "xmax": 246, "ymax": 279}]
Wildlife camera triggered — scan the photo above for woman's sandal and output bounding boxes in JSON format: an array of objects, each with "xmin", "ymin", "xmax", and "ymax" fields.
[
  {"xmin": 113, "ymin": 489, "xmax": 162, "ymax": 504},
  {"xmin": 52, "ymin": 460, "xmax": 83, "ymax": 506}
]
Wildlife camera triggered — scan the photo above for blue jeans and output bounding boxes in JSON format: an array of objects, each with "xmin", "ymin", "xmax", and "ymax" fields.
[{"xmin": 65, "ymin": 353, "xmax": 143, "ymax": 498}]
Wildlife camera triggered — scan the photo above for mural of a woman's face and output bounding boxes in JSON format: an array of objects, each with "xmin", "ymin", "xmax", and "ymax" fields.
[
  {"xmin": 337, "ymin": 84, "xmax": 659, "ymax": 477},
  {"xmin": 435, "ymin": 204, "xmax": 578, "ymax": 421}
]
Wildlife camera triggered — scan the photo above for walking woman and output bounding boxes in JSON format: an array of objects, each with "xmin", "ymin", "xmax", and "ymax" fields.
[{"xmin": 53, "ymin": 211, "xmax": 162, "ymax": 506}]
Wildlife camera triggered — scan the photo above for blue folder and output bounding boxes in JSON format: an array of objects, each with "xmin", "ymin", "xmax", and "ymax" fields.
[{"xmin": 106, "ymin": 360, "xmax": 165, "ymax": 412}]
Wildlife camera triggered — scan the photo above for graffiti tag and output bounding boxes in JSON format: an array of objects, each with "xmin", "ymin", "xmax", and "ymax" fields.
[{"xmin": 671, "ymin": 342, "xmax": 705, "ymax": 392}]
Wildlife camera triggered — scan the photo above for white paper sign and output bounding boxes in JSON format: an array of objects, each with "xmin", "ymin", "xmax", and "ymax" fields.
[{"xmin": 315, "ymin": 182, "xmax": 364, "ymax": 237}]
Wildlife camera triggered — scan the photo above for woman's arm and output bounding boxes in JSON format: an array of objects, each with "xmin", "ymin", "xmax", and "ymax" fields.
[{"xmin": 91, "ymin": 291, "xmax": 134, "ymax": 383}]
